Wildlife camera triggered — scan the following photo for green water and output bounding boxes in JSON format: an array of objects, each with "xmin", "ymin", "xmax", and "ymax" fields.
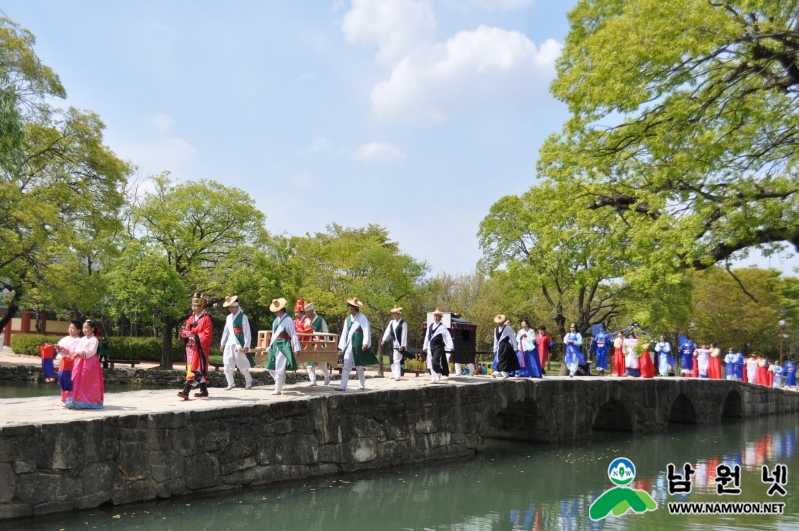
[
  {"xmin": 0, "ymin": 381, "xmax": 169, "ymax": 398},
  {"xmin": 4, "ymin": 415, "xmax": 799, "ymax": 530}
]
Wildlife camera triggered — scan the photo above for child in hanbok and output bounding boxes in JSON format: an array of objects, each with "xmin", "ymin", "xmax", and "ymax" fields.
[{"xmin": 696, "ymin": 344, "xmax": 710, "ymax": 378}]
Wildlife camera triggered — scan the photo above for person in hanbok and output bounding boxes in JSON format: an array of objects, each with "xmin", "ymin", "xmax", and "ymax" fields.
[
  {"xmin": 423, "ymin": 308, "xmax": 454, "ymax": 383},
  {"xmin": 178, "ymin": 292, "xmax": 213, "ymax": 400},
  {"xmin": 335, "ymin": 297, "xmax": 379, "ymax": 392},
  {"xmin": 381, "ymin": 306, "xmax": 409, "ymax": 381},
  {"xmin": 515, "ymin": 320, "xmax": 543, "ymax": 378},
  {"xmin": 590, "ymin": 324, "xmax": 611, "ymax": 376},
  {"xmin": 41, "ymin": 342, "xmax": 56, "ymax": 383},
  {"xmin": 612, "ymin": 332, "xmax": 626, "ymax": 376},
  {"xmin": 492, "ymin": 314, "xmax": 520, "ymax": 379},
  {"xmin": 292, "ymin": 299, "xmax": 314, "ymax": 386},
  {"xmin": 638, "ymin": 338, "xmax": 656, "ymax": 378},
  {"xmin": 563, "ymin": 324, "xmax": 584, "ymax": 378},
  {"xmin": 771, "ymin": 362, "xmax": 784, "ymax": 389},
  {"xmin": 708, "ymin": 343, "xmax": 723, "ymax": 379},
  {"xmin": 266, "ymin": 298, "xmax": 300, "ymax": 395},
  {"xmin": 624, "ymin": 336, "xmax": 639, "ymax": 377},
  {"xmin": 55, "ymin": 321, "xmax": 82, "ymax": 404},
  {"xmin": 745, "ymin": 353, "xmax": 759, "ymax": 383},
  {"xmin": 756, "ymin": 356, "xmax": 770, "ymax": 386},
  {"xmin": 65, "ymin": 320, "xmax": 104, "ymax": 409},
  {"xmin": 784, "ymin": 359, "xmax": 797, "ymax": 390},
  {"xmin": 696, "ymin": 344, "xmax": 710, "ymax": 378},
  {"xmin": 536, "ymin": 326, "xmax": 553, "ymax": 375},
  {"xmin": 724, "ymin": 348, "xmax": 738, "ymax": 381},
  {"xmin": 304, "ymin": 302, "xmax": 331, "ymax": 386},
  {"xmin": 221, "ymin": 295, "xmax": 254, "ymax": 391},
  {"xmin": 735, "ymin": 351, "xmax": 746, "ymax": 381},
  {"xmin": 679, "ymin": 337, "xmax": 695, "ymax": 377},
  {"xmin": 655, "ymin": 336, "xmax": 674, "ymax": 377}
]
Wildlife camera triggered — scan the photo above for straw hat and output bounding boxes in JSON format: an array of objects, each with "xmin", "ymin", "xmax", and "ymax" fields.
[
  {"xmin": 390, "ymin": 306, "xmax": 403, "ymax": 314},
  {"xmin": 346, "ymin": 297, "xmax": 364, "ymax": 308},
  {"xmin": 222, "ymin": 295, "xmax": 239, "ymax": 308},
  {"xmin": 432, "ymin": 308, "xmax": 444, "ymax": 316},
  {"xmin": 269, "ymin": 298, "xmax": 288, "ymax": 312},
  {"xmin": 494, "ymin": 314, "xmax": 506, "ymax": 324},
  {"xmin": 304, "ymin": 302, "xmax": 315, "ymax": 311}
]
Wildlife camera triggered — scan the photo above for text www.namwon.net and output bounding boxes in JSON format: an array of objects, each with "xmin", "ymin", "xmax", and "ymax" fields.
[{"xmin": 668, "ymin": 502, "xmax": 786, "ymax": 515}]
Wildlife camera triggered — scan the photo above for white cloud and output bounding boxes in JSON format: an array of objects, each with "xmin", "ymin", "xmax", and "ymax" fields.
[
  {"xmin": 118, "ymin": 137, "xmax": 197, "ymax": 175},
  {"xmin": 147, "ymin": 113, "xmax": 175, "ymax": 134},
  {"xmin": 301, "ymin": 137, "xmax": 332, "ymax": 153},
  {"xmin": 342, "ymin": 0, "xmax": 436, "ymax": 66},
  {"xmin": 370, "ymin": 26, "xmax": 562, "ymax": 126},
  {"xmin": 444, "ymin": 0, "xmax": 535, "ymax": 10},
  {"xmin": 353, "ymin": 141, "xmax": 406, "ymax": 162}
]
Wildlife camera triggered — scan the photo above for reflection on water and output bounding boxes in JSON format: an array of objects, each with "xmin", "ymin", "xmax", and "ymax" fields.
[
  {"xmin": 0, "ymin": 381, "xmax": 169, "ymax": 399},
  {"xmin": 3, "ymin": 415, "xmax": 799, "ymax": 531}
]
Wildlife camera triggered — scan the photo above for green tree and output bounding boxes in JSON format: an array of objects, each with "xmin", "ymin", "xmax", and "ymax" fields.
[
  {"xmin": 538, "ymin": 0, "xmax": 799, "ymax": 275},
  {"xmin": 689, "ymin": 266, "xmax": 798, "ymax": 356},
  {"xmin": 288, "ymin": 224, "xmax": 430, "ymax": 375},
  {"xmin": 0, "ymin": 18, "xmax": 129, "ymax": 329},
  {"xmin": 479, "ymin": 181, "xmax": 630, "ymax": 339},
  {"xmin": 133, "ymin": 173, "xmax": 267, "ymax": 368}
]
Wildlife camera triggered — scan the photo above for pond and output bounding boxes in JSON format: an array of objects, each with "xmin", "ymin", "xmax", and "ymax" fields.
[{"xmin": 2, "ymin": 413, "xmax": 798, "ymax": 530}]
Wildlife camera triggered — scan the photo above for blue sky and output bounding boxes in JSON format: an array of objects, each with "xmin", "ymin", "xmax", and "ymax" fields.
[{"xmin": 4, "ymin": 0, "xmax": 797, "ymax": 275}]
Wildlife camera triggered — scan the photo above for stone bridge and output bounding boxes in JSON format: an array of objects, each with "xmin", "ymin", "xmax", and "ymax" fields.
[{"xmin": 0, "ymin": 376, "xmax": 796, "ymax": 520}]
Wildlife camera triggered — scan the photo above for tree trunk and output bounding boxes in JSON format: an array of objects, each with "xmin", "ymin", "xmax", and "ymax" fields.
[
  {"xmin": 161, "ymin": 316, "xmax": 174, "ymax": 369},
  {"xmin": 0, "ymin": 299, "xmax": 19, "ymax": 332}
]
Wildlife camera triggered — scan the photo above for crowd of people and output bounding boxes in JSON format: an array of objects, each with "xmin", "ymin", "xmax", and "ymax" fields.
[{"xmin": 42, "ymin": 297, "xmax": 797, "ymax": 408}]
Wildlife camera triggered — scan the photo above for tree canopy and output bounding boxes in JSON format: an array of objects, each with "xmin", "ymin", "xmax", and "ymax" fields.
[{"xmin": 538, "ymin": 0, "xmax": 799, "ymax": 274}]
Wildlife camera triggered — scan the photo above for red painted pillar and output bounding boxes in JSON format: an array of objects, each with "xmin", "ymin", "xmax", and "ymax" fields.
[{"xmin": 20, "ymin": 310, "xmax": 32, "ymax": 334}]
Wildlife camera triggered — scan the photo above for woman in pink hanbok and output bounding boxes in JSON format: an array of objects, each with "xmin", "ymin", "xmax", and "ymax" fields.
[{"xmin": 65, "ymin": 320, "xmax": 104, "ymax": 409}]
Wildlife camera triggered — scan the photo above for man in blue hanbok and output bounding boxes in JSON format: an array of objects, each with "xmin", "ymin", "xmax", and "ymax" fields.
[
  {"xmin": 785, "ymin": 359, "xmax": 797, "ymax": 390},
  {"xmin": 679, "ymin": 336, "xmax": 695, "ymax": 376},
  {"xmin": 590, "ymin": 324, "xmax": 611, "ymax": 376},
  {"xmin": 735, "ymin": 350, "xmax": 746, "ymax": 381},
  {"xmin": 563, "ymin": 324, "xmax": 584, "ymax": 378},
  {"xmin": 724, "ymin": 348, "xmax": 738, "ymax": 381}
]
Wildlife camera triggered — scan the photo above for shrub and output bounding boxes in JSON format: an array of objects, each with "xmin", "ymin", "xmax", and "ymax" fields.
[{"xmin": 11, "ymin": 334, "xmax": 52, "ymax": 356}]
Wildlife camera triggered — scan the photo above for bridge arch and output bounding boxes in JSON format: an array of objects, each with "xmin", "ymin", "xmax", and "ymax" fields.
[
  {"xmin": 668, "ymin": 393, "xmax": 698, "ymax": 424},
  {"xmin": 592, "ymin": 398, "xmax": 634, "ymax": 431},
  {"xmin": 485, "ymin": 396, "xmax": 553, "ymax": 442},
  {"xmin": 722, "ymin": 390, "xmax": 743, "ymax": 418}
]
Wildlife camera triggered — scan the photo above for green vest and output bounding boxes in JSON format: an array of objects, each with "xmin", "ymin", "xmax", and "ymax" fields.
[
  {"xmin": 312, "ymin": 315, "xmax": 325, "ymax": 332},
  {"xmin": 232, "ymin": 310, "xmax": 245, "ymax": 346}
]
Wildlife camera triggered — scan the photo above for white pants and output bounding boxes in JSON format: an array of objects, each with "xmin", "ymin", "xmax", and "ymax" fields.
[
  {"xmin": 390, "ymin": 349, "xmax": 403, "ymax": 379},
  {"xmin": 567, "ymin": 361, "xmax": 579, "ymax": 375},
  {"xmin": 269, "ymin": 349, "xmax": 287, "ymax": 392},
  {"xmin": 223, "ymin": 343, "xmax": 252, "ymax": 388},
  {"xmin": 306, "ymin": 362, "xmax": 330, "ymax": 383},
  {"xmin": 338, "ymin": 348, "xmax": 365, "ymax": 389},
  {"xmin": 454, "ymin": 363, "xmax": 475, "ymax": 375},
  {"xmin": 427, "ymin": 353, "xmax": 441, "ymax": 382}
]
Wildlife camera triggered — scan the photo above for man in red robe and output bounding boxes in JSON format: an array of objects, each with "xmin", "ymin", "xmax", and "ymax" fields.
[
  {"xmin": 536, "ymin": 326, "xmax": 552, "ymax": 375},
  {"xmin": 178, "ymin": 292, "xmax": 213, "ymax": 400}
]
